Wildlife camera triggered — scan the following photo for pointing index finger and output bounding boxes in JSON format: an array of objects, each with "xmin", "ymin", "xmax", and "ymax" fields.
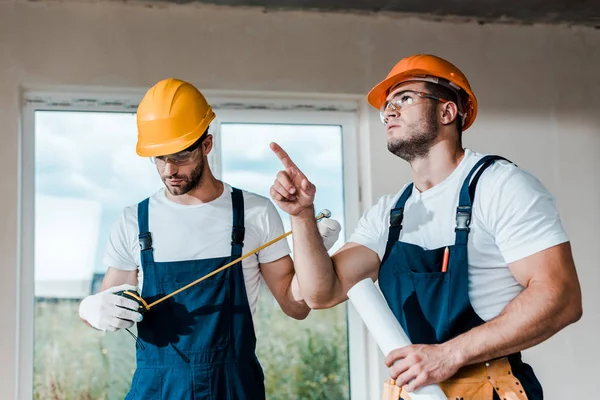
[{"xmin": 270, "ymin": 142, "xmax": 298, "ymax": 171}]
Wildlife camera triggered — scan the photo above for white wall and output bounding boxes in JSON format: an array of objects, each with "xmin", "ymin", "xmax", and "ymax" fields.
[{"xmin": 1, "ymin": 1, "xmax": 599, "ymax": 398}]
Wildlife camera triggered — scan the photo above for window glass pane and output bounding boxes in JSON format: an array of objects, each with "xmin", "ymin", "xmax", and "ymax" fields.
[
  {"xmin": 34, "ymin": 111, "xmax": 161, "ymax": 399},
  {"xmin": 220, "ymin": 123, "xmax": 350, "ymax": 400}
]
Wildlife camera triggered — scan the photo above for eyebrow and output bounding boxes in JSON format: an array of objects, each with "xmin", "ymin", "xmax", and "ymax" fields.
[{"xmin": 388, "ymin": 90, "xmax": 417, "ymax": 101}]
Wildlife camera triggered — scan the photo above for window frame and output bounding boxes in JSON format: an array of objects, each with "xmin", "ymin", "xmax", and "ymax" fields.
[{"xmin": 19, "ymin": 88, "xmax": 371, "ymax": 400}]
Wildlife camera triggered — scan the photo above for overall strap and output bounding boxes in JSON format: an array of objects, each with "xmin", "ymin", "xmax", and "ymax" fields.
[
  {"xmin": 382, "ymin": 183, "xmax": 414, "ymax": 264},
  {"xmin": 455, "ymin": 155, "xmax": 511, "ymax": 245},
  {"xmin": 230, "ymin": 188, "xmax": 245, "ymax": 259},
  {"xmin": 137, "ymin": 198, "xmax": 154, "ymax": 266}
]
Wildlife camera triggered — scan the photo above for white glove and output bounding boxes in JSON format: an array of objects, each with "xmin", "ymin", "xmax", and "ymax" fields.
[
  {"xmin": 317, "ymin": 218, "xmax": 342, "ymax": 251},
  {"xmin": 79, "ymin": 283, "xmax": 143, "ymax": 332}
]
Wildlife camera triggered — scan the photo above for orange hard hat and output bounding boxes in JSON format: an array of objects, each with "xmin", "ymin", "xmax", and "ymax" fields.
[
  {"xmin": 367, "ymin": 54, "xmax": 478, "ymax": 130},
  {"xmin": 136, "ymin": 78, "xmax": 216, "ymax": 157}
]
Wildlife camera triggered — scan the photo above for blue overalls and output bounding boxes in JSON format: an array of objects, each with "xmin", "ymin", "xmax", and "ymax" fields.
[
  {"xmin": 378, "ymin": 156, "xmax": 543, "ymax": 400},
  {"xmin": 125, "ymin": 188, "xmax": 265, "ymax": 400}
]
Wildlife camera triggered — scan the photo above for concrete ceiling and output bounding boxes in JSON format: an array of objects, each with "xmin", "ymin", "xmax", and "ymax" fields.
[{"xmin": 174, "ymin": 0, "xmax": 600, "ymax": 27}]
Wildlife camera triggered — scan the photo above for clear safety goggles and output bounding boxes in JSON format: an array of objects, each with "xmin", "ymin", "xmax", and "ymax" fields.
[
  {"xmin": 380, "ymin": 90, "xmax": 463, "ymax": 125},
  {"xmin": 150, "ymin": 145, "xmax": 201, "ymax": 167}
]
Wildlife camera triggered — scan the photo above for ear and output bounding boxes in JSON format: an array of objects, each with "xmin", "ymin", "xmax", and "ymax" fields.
[
  {"xmin": 440, "ymin": 102, "xmax": 460, "ymax": 127},
  {"xmin": 202, "ymin": 134, "xmax": 214, "ymax": 155}
]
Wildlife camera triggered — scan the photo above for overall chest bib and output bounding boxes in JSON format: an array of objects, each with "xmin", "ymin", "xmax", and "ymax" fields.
[
  {"xmin": 125, "ymin": 188, "xmax": 265, "ymax": 400},
  {"xmin": 379, "ymin": 156, "xmax": 543, "ymax": 400}
]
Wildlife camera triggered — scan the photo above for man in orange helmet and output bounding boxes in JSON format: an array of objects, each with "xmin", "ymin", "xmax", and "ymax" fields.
[
  {"xmin": 78, "ymin": 78, "xmax": 341, "ymax": 399},
  {"xmin": 269, "ymin": 54, "xmax": 582, "ymax": 399}
]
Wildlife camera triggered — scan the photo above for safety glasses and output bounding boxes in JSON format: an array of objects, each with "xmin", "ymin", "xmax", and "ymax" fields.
[
  {"xmin": 151, "ymin": 146, "xmax": 201, "ymax": 167},
  {"xmin": 380, "ymin": 90, "xmax": 459, "ymax": 125}
]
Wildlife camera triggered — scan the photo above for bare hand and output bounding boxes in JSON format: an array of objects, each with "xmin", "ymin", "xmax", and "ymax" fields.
[
  {"xmin": 385, "ymin": 344, "xmax": 462, "ymax": 392},
  {"xmin": 269, "ymin": 142, "xmax": 316, "ymax": 216}
]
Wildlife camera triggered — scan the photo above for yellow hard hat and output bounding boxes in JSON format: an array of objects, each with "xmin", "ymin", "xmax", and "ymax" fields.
[
  {"xmin": 367, "ymin": 54, "xmax": 478, "ymax": 130},
  {"xmin": 136, "ymin": 78, "xmax": 216, "ymax": 157}
]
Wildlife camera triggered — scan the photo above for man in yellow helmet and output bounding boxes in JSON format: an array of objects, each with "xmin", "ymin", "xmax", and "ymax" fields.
[
  {"xmin": 78, "ymin": 78, "xmax": 341, "ymax": 399},
  {"xmin": 269, "ymin": 54, "xmax": 582, "ymax": 399}
]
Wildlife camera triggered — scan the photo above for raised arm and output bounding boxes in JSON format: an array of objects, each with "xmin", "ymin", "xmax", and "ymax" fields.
[{"xmin": 269, "ymin": 142, "xmax": 380, "ymax": 309}]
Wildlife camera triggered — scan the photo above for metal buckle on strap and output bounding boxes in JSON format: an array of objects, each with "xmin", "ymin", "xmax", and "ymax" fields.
[
  {"xmin": 139, "ymin": 232, "xmax": 153, "ymax": 251},
  {"xmin": 389, "ymin": 208, "xmax": 404, "ymax": 228},
  {"xmin": 455, "ymin": 206, "xmax": 472, "ymax": 232},
  {"xmin": 231, "ymin": 226, "xmax": 245, "ymax": 245}
]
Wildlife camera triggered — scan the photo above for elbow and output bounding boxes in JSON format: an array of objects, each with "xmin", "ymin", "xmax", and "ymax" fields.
[
  {"xmin": 571, "ymin": 306, "xmax": 583, "ymax": 324},
  {"xmin": 566, "ymin": 297, "xmax": 583, "ymax": 325},
  {"xmin": 305, "ymin": 299, "xmax": 325, "ymax": 310},
  {"xmin": 304, "ymin": 295, "xmax": 338, "ymax": 311},
  {"xmin": 294, "ymin": 279, "xmax": 340, "ymax": 310},
  {"xmin": 567, "ymin": 283, "xmax": 583, "ymax": 324},
  {"xmin": 293, "ymin": 309, "xmax": 311, "ymax": 321},
  {"xmin": 558, "ymin": 290, "xmax": 583, "ymax": 328},
  {"xmin": 282, "ymin": 306, "xmax": 311, "ymax": 321}
]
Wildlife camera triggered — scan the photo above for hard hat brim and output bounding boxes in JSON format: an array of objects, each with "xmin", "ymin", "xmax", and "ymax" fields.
[
  {"xmin": 367, "ymin": 69, "xmax": 434, "ymax": 110},
  {"xmin": 136, "ymin": 110, "xmax": 215, "ymax": 157}
]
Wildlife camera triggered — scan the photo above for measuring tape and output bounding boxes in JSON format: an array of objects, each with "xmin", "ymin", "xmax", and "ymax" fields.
[{"xmin": 116, "ymin": 209, "xmax": 332, "ymax": 314}]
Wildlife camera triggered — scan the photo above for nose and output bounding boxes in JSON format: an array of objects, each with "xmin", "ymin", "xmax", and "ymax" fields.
[
  {"xmin": 384, "ymin": 103, "xmax": 400, "ymax": 120},
  {"xmin": 162, "ymin": 160, "xmax": 178, "ymax": 177},
  {"xmin": 381, "ymin": 103, "xmax": 400, "ymax": 125}
]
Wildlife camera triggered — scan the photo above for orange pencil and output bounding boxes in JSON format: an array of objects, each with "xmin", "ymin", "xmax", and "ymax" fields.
[{"xmin": 441, "ymin": 247, "xmax": 450, "ymax": 272}]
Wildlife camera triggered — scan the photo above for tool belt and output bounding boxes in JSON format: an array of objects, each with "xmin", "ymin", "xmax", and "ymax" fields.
[{"xmin": 382, "ymin": 356, "xmax": 528, "ymax": 400}]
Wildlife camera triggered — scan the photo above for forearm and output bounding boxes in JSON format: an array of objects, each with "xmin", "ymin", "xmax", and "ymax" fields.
[
  {"xmin": 99, "ymin": 267, "xmax": 138, "ymax": 291},
  {"xmin": 446, "ymin": 283, "xmax": 582, "ymax": 366},
  {"xmin": 290, "ymin": 206, "xmax": 342, "ymax": 308}
]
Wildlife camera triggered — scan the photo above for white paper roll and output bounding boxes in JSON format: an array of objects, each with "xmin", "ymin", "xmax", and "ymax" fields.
[{"xmin": 347, "ymin": 278, "xmax": 447, "ymax": 400}]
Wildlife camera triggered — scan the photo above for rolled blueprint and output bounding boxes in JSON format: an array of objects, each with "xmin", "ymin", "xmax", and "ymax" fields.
[{"xmin": 347, "ymin": 278, "xmax": 447, "ymax": 400}]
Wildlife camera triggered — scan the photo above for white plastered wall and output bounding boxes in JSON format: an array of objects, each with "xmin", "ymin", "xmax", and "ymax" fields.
[{"xmin": 0, "ymin": 1, "xmax": 599, "ymax": 398}]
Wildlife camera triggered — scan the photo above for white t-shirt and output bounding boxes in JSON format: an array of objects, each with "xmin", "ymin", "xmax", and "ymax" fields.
[
  {"xmin": 349, "ymin": 149, "xmax": 569, "ymax": 321},
  {"xmin": 103, "ymin": 183, "xmax": 290, "ymax": 315}
]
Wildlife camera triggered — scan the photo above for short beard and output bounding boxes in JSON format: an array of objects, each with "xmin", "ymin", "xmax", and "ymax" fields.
[
  {"xmin": 387, "ymin": 106, "xmax": 438, "ymax": 163},
  {"xmin": 162, "ymin": 157, "xmax": 205, "ymax": 196}
]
